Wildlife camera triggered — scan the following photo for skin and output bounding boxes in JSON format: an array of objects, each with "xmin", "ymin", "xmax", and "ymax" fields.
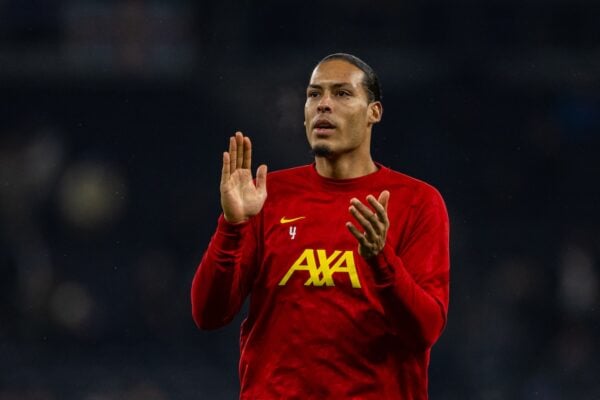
[
  {"xmin": 304, "ymin": 59, "xmax": 382, "ymax": 180},
  {"xmin": 220, "ymin": 59, "xmax": 390, "ymax": 258}
]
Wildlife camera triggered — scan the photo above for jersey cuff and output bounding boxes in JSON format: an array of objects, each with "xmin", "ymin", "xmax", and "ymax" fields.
[
  {"xmin": 368, "ymin": 243, "xmax": 398, "ymax": 285},
  {"xmin": 213, "ymin": 214, "xmax": 250, "ymax": 252}
]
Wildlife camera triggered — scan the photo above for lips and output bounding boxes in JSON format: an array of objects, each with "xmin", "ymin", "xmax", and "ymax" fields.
[{"xmin": 313, "ymin": 119, "xmax": 336, "ymax": 135}]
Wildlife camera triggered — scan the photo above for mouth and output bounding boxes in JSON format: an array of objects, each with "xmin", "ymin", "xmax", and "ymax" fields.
[{"xmin": 312, "ymin": 119, "xmax": 336, "ymax": 136}]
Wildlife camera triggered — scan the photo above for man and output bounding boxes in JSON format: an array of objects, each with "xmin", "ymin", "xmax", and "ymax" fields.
[{"xmin": 191, "ymin": 53, "xmax": 450, "ymax": 399}]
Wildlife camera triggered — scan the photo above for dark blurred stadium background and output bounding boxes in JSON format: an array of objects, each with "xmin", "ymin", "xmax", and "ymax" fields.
[{"xmin": 1, "ymin": 1, "xmax": 599, "ymax": 399}]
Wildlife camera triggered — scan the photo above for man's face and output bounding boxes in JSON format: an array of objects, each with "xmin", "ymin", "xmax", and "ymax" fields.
[{"xmin": 304, "ymin": 59, "xmax": 381, "ymax": 158}]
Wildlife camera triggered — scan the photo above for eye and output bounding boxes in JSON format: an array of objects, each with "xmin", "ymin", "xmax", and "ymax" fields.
[
  {"xmin": 307, "ymin": 91, "xmax": 320, "ymax": 98},
  {"xmin": 336, "ymin": 90, "xmax": 351, "ymax": 97}
]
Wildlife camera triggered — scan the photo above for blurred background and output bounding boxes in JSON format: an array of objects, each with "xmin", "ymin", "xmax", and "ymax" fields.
[{"xmin": 1, "ymin": 0, "xmax": 599, "ymax": 399}]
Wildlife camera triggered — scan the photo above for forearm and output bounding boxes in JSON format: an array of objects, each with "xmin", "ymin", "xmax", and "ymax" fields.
[
  {"xmin": 370, "ymin": 243, "xmax": 449, "ymax": 350},
  {"xmin": 191, "ymin": 215, "xmax": 252, "ymax": 330}
]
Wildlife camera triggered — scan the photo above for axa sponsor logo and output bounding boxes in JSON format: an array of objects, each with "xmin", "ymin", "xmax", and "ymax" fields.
[{"xmin": 279, "ymin": 249, "xmax": 361, "ymax": 288}]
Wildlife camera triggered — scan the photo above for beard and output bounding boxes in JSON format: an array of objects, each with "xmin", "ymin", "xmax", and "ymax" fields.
[{"xmin": 311, "ymin": 144, "xmax": 333, "ymax": 158}]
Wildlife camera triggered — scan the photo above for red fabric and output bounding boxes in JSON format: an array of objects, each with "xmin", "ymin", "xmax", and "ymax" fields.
[{"xmin": 191, "ymin": 164, "xmax": 450, "ymax": 400}]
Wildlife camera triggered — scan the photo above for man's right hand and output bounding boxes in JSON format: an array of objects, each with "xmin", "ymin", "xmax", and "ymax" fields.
[{"xmin": 220, "ymin": 131, "xmax": 267, "ymax": 224}]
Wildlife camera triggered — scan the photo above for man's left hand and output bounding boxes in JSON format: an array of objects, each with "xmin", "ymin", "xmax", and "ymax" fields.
[{"xmin": 346, "ymin": 190, "xmax": 390, "ymax": 259}]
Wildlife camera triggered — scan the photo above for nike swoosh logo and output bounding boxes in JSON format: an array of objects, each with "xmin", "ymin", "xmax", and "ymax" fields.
[{"xmin": 280, "ymin": 216, "xmax": 306, "ymax": 224}]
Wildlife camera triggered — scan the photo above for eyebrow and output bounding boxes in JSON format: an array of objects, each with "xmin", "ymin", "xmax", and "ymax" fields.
[{"xmin": 307, "ymin": 83, "xmax": 353, "ymax": 90}]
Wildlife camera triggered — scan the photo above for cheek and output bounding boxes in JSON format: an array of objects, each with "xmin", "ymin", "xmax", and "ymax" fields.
[
  {"xmin": 304, "ymin": 105, "xmax": 312, "ymax": 124},
  {"xmin": 347, "ymin": 111, "xmax": 366, "ymax": 128},
  {"xmin": 346, "ymin": 112, "xmax": 368, "ymax": 142}
]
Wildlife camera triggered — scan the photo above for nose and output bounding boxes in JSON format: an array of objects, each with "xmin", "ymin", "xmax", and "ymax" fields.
[{"xmin": 317, "ymin": 94, "xmax": 332, "ymax": 113}]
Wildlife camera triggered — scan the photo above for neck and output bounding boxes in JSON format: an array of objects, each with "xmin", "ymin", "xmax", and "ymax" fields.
[{"xmin": 314, "ymin": 152, "xmax": 378, "ymax": 179}]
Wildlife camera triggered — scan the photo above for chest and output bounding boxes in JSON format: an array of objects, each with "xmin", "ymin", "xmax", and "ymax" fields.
[{"xmin": 255, "ymin": 190, "xmax": 413, "ymax": 293}]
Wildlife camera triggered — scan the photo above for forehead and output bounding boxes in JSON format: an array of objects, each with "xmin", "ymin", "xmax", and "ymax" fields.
[{"xmin": 308, "ymin": 59, "xmax": 365, "ymax": 87}]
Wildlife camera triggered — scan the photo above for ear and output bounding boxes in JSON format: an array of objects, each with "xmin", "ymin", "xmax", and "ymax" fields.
[{"xmin": 367, "ymin": 101, "xmax": 383, "ymax": 125}]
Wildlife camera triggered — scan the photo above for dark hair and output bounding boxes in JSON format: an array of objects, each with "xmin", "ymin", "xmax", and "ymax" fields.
[{"xmin": 318, "ymin": 53, "xmax": 382, "ymax": 103}]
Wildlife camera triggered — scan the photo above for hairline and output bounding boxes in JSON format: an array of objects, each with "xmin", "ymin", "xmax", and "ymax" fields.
[{"xmin": 316, "ymin": 54, "xmax": 380, "ymax": 103}]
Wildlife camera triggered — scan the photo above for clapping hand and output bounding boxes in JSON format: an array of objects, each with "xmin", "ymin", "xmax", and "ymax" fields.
[
  {"xmin": 220, "ymin": 132, "xmax": 267, "ymax": 224},
  {"xmin": 346, "ymin": 191, "xmax": 390, "ymax": 258}
]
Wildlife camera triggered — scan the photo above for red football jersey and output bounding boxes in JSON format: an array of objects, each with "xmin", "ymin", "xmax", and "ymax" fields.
[{"xmin": 191, "ymin": 163, "xmax": 450, "ymax": 399}]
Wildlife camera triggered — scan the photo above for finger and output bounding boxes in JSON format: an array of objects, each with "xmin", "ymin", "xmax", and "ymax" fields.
[
  {"xmin": 221, "ymin": 151, "xmax": 230, "ymax": 186},
  {"xmin": 256, "ymin": 164, "xmax": 268, "ymax": 194},
  {"xmin": 349, "ymin": 204, "xmax": 378, "ymax": 239},
  {"xmin": 350, "ymin": 198, "xmax": 381, "ymax": 228},
  {"xmin": 378, "ymin": 190, "xmax": 390, "ymax": 212},
  {"xmin": 229, "ymin": 136, "xmax": 236, "ymax": 173},
  {"xmin": 242, "ymin": 136, "xmax": 252, "ymax": 170},
  {"xmin": 367, "ymin": 193, "xmax": 389, "ymax": 226},
  {"xmin": 235, "ymin": 132, "xmax": 244, "ymax": 170},
  {"xmin": 346, "ymin": 221, "xmax": 370, "ymax": 247}
]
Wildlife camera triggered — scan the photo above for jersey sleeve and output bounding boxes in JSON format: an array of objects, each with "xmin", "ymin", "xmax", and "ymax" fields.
[
  {"xmin": 369, "ymin": 186, "xmax": 450, "ymax": 350},
  {"xmin": 191, "ymin": 214, "xmax": 260, "ymax": 330}
]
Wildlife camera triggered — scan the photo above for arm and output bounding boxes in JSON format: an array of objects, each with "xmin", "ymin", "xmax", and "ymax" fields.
[
  {"xmin": 191, "ymin": 215, "xmax": 258, "ymax": 329},
  {"xmin": 191, "ymin": 132, "xmax": 267, "ymax": 330},
  {"xmin": 347, "ymin": 188, "xmax": 450, "ymax": 350}
]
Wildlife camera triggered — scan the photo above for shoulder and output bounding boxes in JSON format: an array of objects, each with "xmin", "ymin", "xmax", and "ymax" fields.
[
  {"xmin": 382, "ymin": 166, "xmax": 445, "ymax": 207},
  {"xmin": 265, "ymin": 164, "xmax": 312, "ymax": 185},
  {"xmin": 267, "ymin": 164, "xmax": 311, "ymax": 178},
  {"xmin": 382, "ymin": 168, "xmax": 449, "ymax": 230}
]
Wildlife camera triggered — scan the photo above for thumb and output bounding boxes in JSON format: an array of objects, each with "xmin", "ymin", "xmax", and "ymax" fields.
[
  {"xmin": 378, "ymin": 190, "xmax": 390, "ymax": 211},
  {"xmin": 256, "ymin": 164, "xmax": 268, "ymax": 193}
]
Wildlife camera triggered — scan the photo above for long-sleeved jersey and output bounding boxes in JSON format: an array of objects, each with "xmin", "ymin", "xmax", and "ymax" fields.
[{"xmin": 191, "ymin": 163, "xmax": 450, "ymax": 399}]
